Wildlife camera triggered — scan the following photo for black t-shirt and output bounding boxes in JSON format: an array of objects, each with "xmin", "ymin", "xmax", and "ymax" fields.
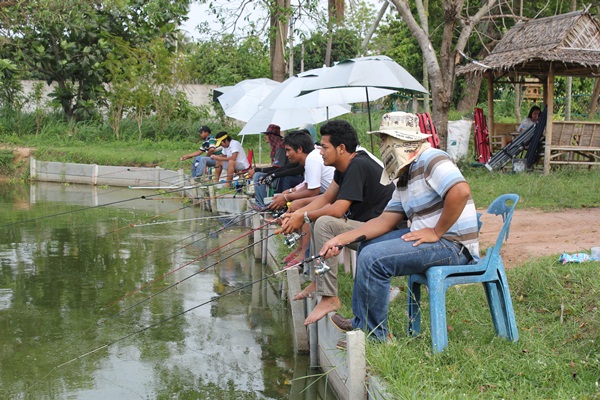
[{"xmin": 333, "ymin": 151, "xmax": 395, "ymax": 222}]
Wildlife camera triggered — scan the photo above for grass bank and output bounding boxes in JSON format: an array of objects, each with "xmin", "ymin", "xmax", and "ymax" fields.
[{"xmin": 336, "ymin": 256, "xmax": 600, "ymax": 398}]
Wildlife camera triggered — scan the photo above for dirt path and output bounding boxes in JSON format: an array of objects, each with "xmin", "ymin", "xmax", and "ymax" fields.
[{"xmin": 478, "ymin": 208, "xmax": 600, "ymax": 268}]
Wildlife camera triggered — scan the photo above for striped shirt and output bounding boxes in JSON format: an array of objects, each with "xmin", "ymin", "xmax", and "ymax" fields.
[{"xmin": 384, "ymin": 148, "xmax": 480, "ymax": 261}]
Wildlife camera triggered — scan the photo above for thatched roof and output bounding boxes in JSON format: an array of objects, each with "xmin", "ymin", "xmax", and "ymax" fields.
[{"xmin": 458, "ymin": 10, "xmax": 600, "ymax": 77}]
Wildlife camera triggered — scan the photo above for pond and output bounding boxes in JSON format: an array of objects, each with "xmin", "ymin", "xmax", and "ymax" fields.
[{"xmin": 0, "ymin": 182, "xmax": 335, "ymax": 399}]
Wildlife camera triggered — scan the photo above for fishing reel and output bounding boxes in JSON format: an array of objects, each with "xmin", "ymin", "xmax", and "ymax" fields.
[
  {"xmin": 284, "ymin": 232, "xmax": 302, "ymax": 248},
  {"xmin": 313, "ymin": 258, "xmax": 331, "ymax": 277},
  {"xmin": 270, "ymin": 208, "xmax": 286, "ymax": 219}
]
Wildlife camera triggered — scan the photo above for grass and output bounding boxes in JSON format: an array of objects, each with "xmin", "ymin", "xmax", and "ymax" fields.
[{"xmin": 337, "ymin": 256, "xmax": 600, "ymax": 398}]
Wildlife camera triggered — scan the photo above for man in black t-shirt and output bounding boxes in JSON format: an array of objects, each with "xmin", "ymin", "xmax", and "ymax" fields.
[{"xmin": 278, "ymin": 120, "xmax": 394, "ymax": 326}]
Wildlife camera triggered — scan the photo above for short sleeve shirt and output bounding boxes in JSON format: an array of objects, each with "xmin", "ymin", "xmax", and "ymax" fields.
[
  {"xmin": 333, "ymin": 151, "xmax": 395, "ymax": 222},
  {"xmin": 304, "ymin": 148, "xmax": 334, "ymax": 193},
  {"xmin": 385, "ymin": 148, "xmax": 480, "ymax": 261},
  {"xmin": 223, "ymin": 140, "xmax": 250, "ymax": 169}
]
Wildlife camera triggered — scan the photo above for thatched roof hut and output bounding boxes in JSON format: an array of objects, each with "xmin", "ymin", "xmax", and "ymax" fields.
[
  {"xmin": 458, "ymin": 10, "xmax": 600, "ymax": 77},
  {"xmin": 458, "ymin": 10, "xmax": 600, "ymax": 174}
]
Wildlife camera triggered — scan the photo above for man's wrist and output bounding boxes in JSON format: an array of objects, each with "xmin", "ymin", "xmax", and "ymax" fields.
[{"xmin": 303, "ymin": 211, "xmax": 311, "ymax": 224}]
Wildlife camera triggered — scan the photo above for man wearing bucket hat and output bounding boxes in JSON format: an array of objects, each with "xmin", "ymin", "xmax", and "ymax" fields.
[
  {"xmin": 320, "ymin": 111, "xmax": 480, "ymax": 342},
  {"xmin": 210, "ymin": 131, "xmax": 250, "ymax": 188},
  {"xmin": 277, "ymin": 119, "xmax": 395, "ymax": 326}
]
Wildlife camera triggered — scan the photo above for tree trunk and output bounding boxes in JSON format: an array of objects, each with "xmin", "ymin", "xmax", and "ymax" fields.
[
  {"xmin": 456, "ymin": 73, "xmax": 483, "ymax": 113},
  {"xmin": 390, "ymin": 0, "xmax": 497, "ymax": 148},
  {"xmin": 270, "ymin": 0, "xmax": 290, "ymax": 82},
  {"xmin": 589, "ymin": 78, "xmax": 600, "ymax": 119}
]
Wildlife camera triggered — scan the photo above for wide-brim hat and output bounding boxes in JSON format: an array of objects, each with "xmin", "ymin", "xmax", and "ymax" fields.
[
  {"xmin": 369, "ymin": 112, "xmax": 431, "ymax": 185},
  {"xmin": 367, "ymin": 111, "xmax": 431, "ymax": 141}
]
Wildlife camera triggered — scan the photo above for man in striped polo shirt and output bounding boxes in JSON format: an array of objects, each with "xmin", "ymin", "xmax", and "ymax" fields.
[{"xmin": 320, "ymin": 111, "xmax": 480, "ymax": 342}]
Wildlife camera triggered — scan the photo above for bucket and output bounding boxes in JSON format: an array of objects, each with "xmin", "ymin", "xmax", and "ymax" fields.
[{"xmin": 513, "ymin": 159, "xmax": 526, "ymax": 173}]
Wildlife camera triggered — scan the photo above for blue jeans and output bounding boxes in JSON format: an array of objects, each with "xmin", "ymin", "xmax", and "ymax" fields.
[
  {"xmin": 191, "ymin": 156, "xmax": 216, "ymax": 178},
  {"xmin": 351, "ymin": 228, "xmax": 471, "ymax": 341},
  {"xmin": 253, "ymin": 172, "xmax": 270, "ymax": 206},
  {"xmin": 253, "ymin": 173, "xmax": 303, "ymax": 206}
]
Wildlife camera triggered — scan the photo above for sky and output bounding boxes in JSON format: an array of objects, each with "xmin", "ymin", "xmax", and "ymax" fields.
[{"xmin": 180, "ymin": 0, "xmax": 386, "ymax": 40}]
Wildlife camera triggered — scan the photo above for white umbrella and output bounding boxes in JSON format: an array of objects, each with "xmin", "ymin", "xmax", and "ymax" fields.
[
  {"xmin": 238, "ymin": 103, "xmax": 351, "ymax": 135},
  {"xmin": 298, "ymin": 55, "xmax": 428, "ymax": 150},
  {"xmin": 217, "ymin": 78, "xmax": 280, "ymax": 122}
]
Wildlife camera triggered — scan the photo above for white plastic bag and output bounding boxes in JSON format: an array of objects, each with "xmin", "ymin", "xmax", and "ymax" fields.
[{"xmin": 446, "ymin": 120, "xmax": 473, "ymax": 162}]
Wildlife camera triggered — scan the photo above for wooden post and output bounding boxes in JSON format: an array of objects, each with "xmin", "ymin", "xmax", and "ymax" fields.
[
  {"xmin": 487, "ymin": 71, "xmax": 495, "ymax": 151},
  {"xmin": 346, "ymin": 330, "xmax": 367, "ymax": 400},
  {"xmin": 544, "ymin": 66, "xmax": 555, "ymax": 174}
]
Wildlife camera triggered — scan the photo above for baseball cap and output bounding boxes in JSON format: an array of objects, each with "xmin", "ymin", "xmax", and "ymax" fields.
[{"xmin": 198, "ymin": 126, "xmax": 211, "ymax": 134}]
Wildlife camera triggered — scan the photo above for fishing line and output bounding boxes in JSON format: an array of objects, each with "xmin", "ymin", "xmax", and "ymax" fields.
[
  {"xmin": 0, "ymin": 184, "xmax": 215, "ymax": 229},
  {"xmin": 94, "ymin": 190, "xmax": 236, "ymax": 238},
  {"xmin": 102, "ymin": 216, "xmax": 278, "ymax": 310},
  {"xmin": 51, "ymin": 235, "xmax": 366, "ymax": 372}
]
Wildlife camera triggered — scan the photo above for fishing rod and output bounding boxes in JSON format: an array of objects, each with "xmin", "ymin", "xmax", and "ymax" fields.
[
  {"xmin": 54, "ymin": 235, "xmax": 367, "ymax": 371},
  {"xmin": 103, "ymin": 215, "xmax": 279, "ymax": 310}
]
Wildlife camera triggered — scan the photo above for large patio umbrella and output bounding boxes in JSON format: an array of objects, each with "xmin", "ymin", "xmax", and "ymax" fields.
[
  {"xmin": 298, "ymin": 55, "xmax": 428, "ymax": 150},
  {"xmin": 238, "ymin": 103, "xmax": 351, "ymax": 135},
  {"xmin": 217, "ymin": 78, "xmax": 280, "ymax": 122}
]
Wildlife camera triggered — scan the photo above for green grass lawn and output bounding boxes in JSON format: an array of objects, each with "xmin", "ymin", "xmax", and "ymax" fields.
[{"xmin": 335, "ymin": 256, "xmax": 600, "ymax": 398}]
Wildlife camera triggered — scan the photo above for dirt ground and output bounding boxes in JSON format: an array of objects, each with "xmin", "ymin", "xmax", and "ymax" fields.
[{"xmin": 478, "ymin": 207, "xmax": 600, "ymax": 268}]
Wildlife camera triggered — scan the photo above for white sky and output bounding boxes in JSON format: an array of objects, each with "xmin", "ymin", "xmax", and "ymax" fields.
[{"xmin": 180, "ymin": 1, "xmax": 385, "ymax": 40}]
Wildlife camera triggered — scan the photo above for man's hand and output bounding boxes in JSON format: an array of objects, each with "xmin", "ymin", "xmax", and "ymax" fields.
[
  {"xmin": 277, "ymin": 211, "xmax": 304, "ymax": 235},
  {"xmin": 401, "ymin": 227, "xmax": 440, "ymax": 247},
  {"xmin": 320, "ymin": 237, "xmax": 344, "ymax": 259},
  {"xmin": 268, "ymin": 193, "xmax": 287, "ymax": 210}
]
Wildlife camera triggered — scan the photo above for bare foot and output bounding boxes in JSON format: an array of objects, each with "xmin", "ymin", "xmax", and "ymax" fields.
[
  {"xmin": 304, "ymin": 296, "xmax": 341, "ymax": 326},
  {"xmin": 293, "ymin": 281, "xmax": 316, "ymax": 301}
]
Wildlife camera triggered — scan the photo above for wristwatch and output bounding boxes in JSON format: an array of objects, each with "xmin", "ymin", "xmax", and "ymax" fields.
[{"xmin": 303, "ymin": 211, "xmax": 311, "ymax": 224}]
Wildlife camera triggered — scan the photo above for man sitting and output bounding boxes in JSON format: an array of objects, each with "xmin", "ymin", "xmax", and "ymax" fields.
[
  {"xmin": 278, "ymin": 120, "xmax": 395, "ymax": 326},
  {"xmin": 319, "ymin": 112, "xmax": 480, "ymax": 342},
  {"xmin": 269, "ymin": 129, "xmax": 334, "ymax": 266},
  {"xmin": 210, "ymin": 132, "xmax": 250, "ymax": 188},
  {"xmin": 180, "ymin": 126, "xmax": 219, "ymax": 181},
  {"xmin": 250, "ymin": 124, "xmax": 303, "ymax": 208}
]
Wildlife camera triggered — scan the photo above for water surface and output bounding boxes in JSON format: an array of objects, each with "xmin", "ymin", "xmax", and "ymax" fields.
[{"xmin": 0, "ymin": 182, "xmax": 334, "ymax": 399}]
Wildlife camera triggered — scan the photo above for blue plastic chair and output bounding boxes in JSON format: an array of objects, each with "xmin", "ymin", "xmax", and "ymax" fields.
[{"xmin": 407, "ymin": 194, "xmax": 520, "ymax": 353}]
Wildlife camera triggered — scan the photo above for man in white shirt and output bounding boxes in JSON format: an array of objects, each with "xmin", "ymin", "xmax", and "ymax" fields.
[
  {"xmin": 211, "ymin": 131, "xmax": 250, "ymax": 188},
  {"xmin": 269, "ymin": 130, "xmax": 335, "ymax": 266},
  {"xmin": 269, "ymin": 130, "xmax": 334, "ymax": 210}
]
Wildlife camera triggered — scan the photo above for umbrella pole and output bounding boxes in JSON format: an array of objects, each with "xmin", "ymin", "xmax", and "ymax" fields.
[{"xmin": 366, "ymin": 88, "xmax": 374, "ymax": 153}]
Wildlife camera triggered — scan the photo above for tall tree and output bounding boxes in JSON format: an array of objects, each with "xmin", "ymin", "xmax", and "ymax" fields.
[
  {"xmin": 389, "ymin": 0, "xmax": 498, "ymax": 144},
  {"xmin": 0, "ymin": 0, "xmax": 189, "ymax": 121}
]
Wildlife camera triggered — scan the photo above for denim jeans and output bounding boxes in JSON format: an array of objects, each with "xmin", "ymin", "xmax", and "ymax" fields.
[
  {"xmin": 191, "ymin": 156, "xmax": 216, "ymax": 178},
  {"xmin": 253, "ymin": 172, "xmax": 303, "ymax": 207},
  {"xmin": 351, "ymin": 227, "xmax": 472, "ymax": 341}
]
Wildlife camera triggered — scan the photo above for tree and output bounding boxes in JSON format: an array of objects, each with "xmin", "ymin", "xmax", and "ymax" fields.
[
  {"xmin": 292, "ymin": 28, "xmax": 361, "ymax": 72},
  {"xmin": 0, "ymin": 0, "xmax": 190, "ymax": 121},
  {"xmin": 388, "ymin": 0, "xmax": 499, "ymax": 144}
]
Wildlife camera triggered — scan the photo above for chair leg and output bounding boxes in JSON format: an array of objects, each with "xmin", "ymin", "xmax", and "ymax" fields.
[
  {"xmin": 407, "ymin": 277, "xmax": 422, "ymax": 337},
  {"xmin": 427, "ymin": 283, "xmax": 449, "ymax": 353},
  {"xmin": 484, "ymin": 281, "xmax": 509, "ymax": 338},
  {"xmin": 496, "ymin": 270, "xmax": 519, "ymax": 342}
]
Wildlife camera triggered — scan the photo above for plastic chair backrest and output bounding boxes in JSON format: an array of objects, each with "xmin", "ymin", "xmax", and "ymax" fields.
[{"xmin": 486, "ymin": 194, "xmax": 519, "ymax": 260}]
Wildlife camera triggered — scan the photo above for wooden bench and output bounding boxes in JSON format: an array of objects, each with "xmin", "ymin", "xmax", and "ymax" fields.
[
  {"xmin": 549, "ymin": 121, "xmax": 600, "ymax": 166},
  {"xmin": 492, "ymin": 123, "xmax": 519, "ymax": 153}
]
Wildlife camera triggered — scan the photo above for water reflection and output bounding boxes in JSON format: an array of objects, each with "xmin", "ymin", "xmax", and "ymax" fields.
[{"xmin": 0, "ymin": 182, "xmax": 334, "ymax": 399}]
